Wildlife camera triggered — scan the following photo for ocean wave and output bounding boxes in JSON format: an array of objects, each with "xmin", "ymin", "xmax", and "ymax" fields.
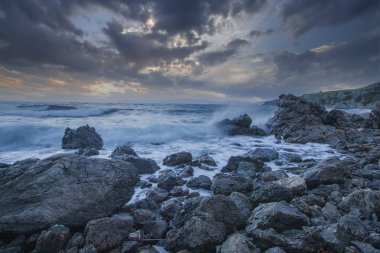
[{"xmin": 44, "ymin": 105, "xmax": 77, "ymax": 111}]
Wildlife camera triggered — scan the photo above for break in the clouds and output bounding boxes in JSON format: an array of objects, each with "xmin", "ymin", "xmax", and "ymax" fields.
[{"xmin": 0, "ymin": 0, "xmax": 378, "ymax": 102}]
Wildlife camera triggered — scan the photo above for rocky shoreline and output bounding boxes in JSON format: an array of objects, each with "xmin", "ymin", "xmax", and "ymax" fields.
[{"xmin": 0, "ymin": 94, "xmax": 379, "ymax": 253}]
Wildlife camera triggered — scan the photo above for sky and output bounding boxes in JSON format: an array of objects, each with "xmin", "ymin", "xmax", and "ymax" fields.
[{"xmin": 0, "ymin": 0, "xmax": 379, "ymax": 103}]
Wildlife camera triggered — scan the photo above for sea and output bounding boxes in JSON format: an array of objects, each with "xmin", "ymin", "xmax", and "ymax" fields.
[{"xmin": 1, "ymin": 101, "xmax": 365, "ymax": 201}]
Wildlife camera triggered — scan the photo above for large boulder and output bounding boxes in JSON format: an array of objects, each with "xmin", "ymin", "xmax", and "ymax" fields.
[
  {"xmin": 0, "ymin": 154, "xmax": 138, "ymax": 234},
  {"xmin": 222, "ymin": 156, "xmax": 264, "ymax": 173},
  {"xmin": 267, "ymin": 94, "xmax": 345, "ymax": 147},
  {"xmin": 62, "ymin": 125, "xmax": 103, "ymax": 150},
  {"xmin": 114, "ymin": 155, "xmax": 160, "ymax": 174},
  {"xmin": 165, "ymin": 195, "xmax": 243, "ymax": 252},
  {"xmin": 218, "ymin": 114, "xmax": 266, "ymax": 137},
  {"xmin": 251, "ymin": 183, "xmax": 293, "ymax": 206},
  {"xmin": 83, "ymin": 217, "xmax": 134, "ymax": 253},
  {"xmin": 303, "ymin": 157, "xmax": 352, "ymax": 189},
  {"xmin": 110, "ymin": 145, "xmax": 138, "ymax": 158},
  {"xmin": 246, "ymin": 201, "xmax": 309, "ymax": 232},
  {"xmin": 163, "ymin": 152, "xmax": 192, "ymax": 166}
]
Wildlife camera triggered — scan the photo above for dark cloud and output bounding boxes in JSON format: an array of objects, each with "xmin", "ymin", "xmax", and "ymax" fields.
[
  {"xmin": 279, "ymin": 0, "xmax": 378, "ymax": 36},
  {"xmin": 198, "ymin": 39, "xmax": 249, "ymax": 65},
  {"xmin": 249, "ymin": 29, "xmax": 274, "ymax": 37}
]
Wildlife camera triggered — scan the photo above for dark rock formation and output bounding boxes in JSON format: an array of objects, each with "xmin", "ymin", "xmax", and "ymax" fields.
[
  {"xmin": 0, "ymin": 154, "xmax": 138, "ymax": 234},
  {"xmin": 62, "ymin": 125, "xmax": 103, "ymax": 150},
  {"xmin": 211, "ymin": 173, "xmax": 252, "ymax": 195},
  {"xmin": 243, "ymin": 148, "xmax": 279, "ymax": 162},
  {"xmin": 218, "ymin": 114, "xmax": 267, "ymax": 137},
  {"xmin": 36, "ymin": 225, "xmax": 70, "ymax": 253},
  {"xmin": 187, "ymin": 175, "xmax": 212, "ymax": 190},
  {"xmin": 110, "ymin": 145, "xmax": 138, "ymax": 158},
  {"xmin": 163, "ymin": 151, "xmax": 192, "ymax": 166}
]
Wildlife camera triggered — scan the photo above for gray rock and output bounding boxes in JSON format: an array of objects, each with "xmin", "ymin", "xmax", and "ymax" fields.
[
  {"xmin": 237, "ymin": 161, "xmax": 263, "ymax": 178},
  {"xmin": 274, "ymin": 176, "xmax": 307, "ymax": 195},
  {"xmin": 146, "ymin": 188, "xmax": 169, "ymax": 203},
  {"xmin": 187, "ymin": 175, "xmax": 212, "ymax": 190},
  {"xmin": 336, "ymin": 215, "xmax": 369, "ymax": 246},
  {"xmin": 251, "ymin": 183, "xmax": 293, "ymax": 206},
  {"xmin": 76, "ymin": 147, "xmax": 99, "ymax": 157},
  {"xmin": 243, "ymin": 148, "xmax": 279, "ymax": 162},
  {"xmin": 339, "ymin": 189, "xmax": 380, "ymax": 219},
  {"xmin": 365, "ymin": 102, "xmax": 380, "ymax": 129},
  {"xmin": 157, "ymin": 170, "xmax": 178, "ymax": 191},
  {"xmin": 179, "ymin": 165, "xmax": 194, "ymax": 178},
  {"xmin": 114, "ymin": 156, "xmax": 159, "ymax": 174},
  {"xmin": 220, "ymin": 233, "xmax": 260, "ymax": 253},
  {"xmin": 79, "ymin": 244, "xmax": 96, "ymax": 253},
  {"xmin": 84, "ymin": 217, "xmax": 134, "ymax": 253},
  {"xmin": 163, "ymin": 152, "xmax": 192, "ymax": 166},
  {"xmin": 132, "ymin": 209, "xmax": 157, "ymax": 227},
  {"xmin": 170, "ymin": 186, "xmax": 189, "ymax": 197},
  {"xmin": 218, "ymin": 114, "xmax": 267, "ymax": 137},
  {"xmin": 36, "ymin": 225, "xmax": 70, "ymax": 253},
  {"xmin": 0, "ymin": 154, "xmax": 138, "ymax": 234},
  {"xmin": 265, "ymin": 247, "xmax": 286, "ymax": 253},
  {"xmin": 160, "ymin": 198, "xmax": 184, "ymax": 221},
  {"xmin": 198, "ymin": 155, "xmax": 217, "ymax": 166},
  {"xmin": 212, "ymin": 173, "xmax": 252, "ymax": 195},
  {"xmin": 304, "ymin": 157, "xmax": 352, "ymax": 189},
  {"xmin": 222, "ymin": 156, "xmax": 264, "ymax": 173},
  {"xmin": 228, "ymin": 192, "xmax": 253, "ymax": 227},
  {"xmin": 261, "ymin": 170, "xmax": 288, "ymax": 182},
  {"xmin": 319, "ymin": 224, "xmax": 345, "ymax": 253},
  {"xmin": 284, "ymin": 153, "xmax": 303, "ymax": 163},
  {"xmin": 246, "ymin": 201, "xmax": 309, "ymax": 232},
  {"xmin": 324, "ymin": 110, "xmax": 352, "ymax": 129},
  {"xmin": 142, "ymin": 218, "xmax": 168, "ymax": 239},
  {"xmin": 62, "ymin": 125, "xmax": 103, "ymax": 150},
  {"xmin": 110, "ymin": 145, "xmax": 138, "ymax": 158}
]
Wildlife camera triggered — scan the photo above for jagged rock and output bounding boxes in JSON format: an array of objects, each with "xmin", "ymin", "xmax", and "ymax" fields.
[
  {"xmin": 265, "ymin": 247, "xmax": 286, "ymax": 253},
  {"xmin": 222, "ymin": 156, "xmax": 264, "ymax": 173},
  {"xmin": 163, "ymin": 152, "xmax": 192, "ymax": 166},
  {"xmin": 160, "ymin": 199, "xmax": 184, "ymax": 221},
  {"xmin": 66, "ymin": 233, "xmax": 84, "ymax": 251},
  {"xmin": 220, "ymin": 233, "xmax": 260, "ymax": 253},
  {"xmin": 0, "ymin": 154, "xmax": 138, "ymax": 234},
  {"xmin": 336, "ymin": 214, "xmax": 369, "ymax": 246},
  {"xmin": 187, "ymin": 175, "xmax": 212, "ymax": 190},
  {"xmin": 261, "ymin": 170, "xmax": 288, "ymax": 182},
  {"xmin": 218, "ymin": 114, "xmax": 267, "ymax": 137},
  {"xmin": 339, "ymin": 189, "xmax": 380, "ymax": 219},
  {"xmin": 110, "ymin": 145, "xmax": 138, "ymax": 158},
  {"xmin": 274, "ymin": 176, "xmax": 307, "ymax": 195},
  {"xmin": 170, "ymin": 186, "xmax": 189, "ymax": 197},
  {"xmin": 36, "ymin": 225, "xmax": 70, "ymax": 253},
  {"xmin": 324, "ymin": 110, "xmax": 352, "ymax": 129},
  {"xmin": 237, "ymin": 161, "xmax": 264, "ymax": 178},
  {"xmin": 113, "ymin": 156, "xmax": 159, "ymax": 174},
  {"xmin": 251, "ymin": 183, "xmax": 293, "ymax": 206},
  {"xmin": 198, "ymin": 155, "xmax": 217, "ymax": 166},
  {"xmin": 84, "ymin": 217, "xmax": 134, "ymax": 253},
  {"xmin": 146, "ymin": 188, "xmax": 169, "ymax": 203},
  {"xmin": 179, "ymin": 165, "xmax": 194, "ymax": 178},
  {"xmin": 365, "ymin": 102, "xmax": 380, "ymax": 129},
  {"xmin": 246, "ymin": 201, "xmax": 309, "ymax": 232},
  {"xmin": 304, "ymin": 157, "xmax": 352, "ymax": 189},
  {"xmin": 211, "ymin": 173, "xmax": 252, "ymax": 195},
  {"xmin": 243, "ymin": 148, "xmax": 279, "ymax": 162},
  {"xmin": 165, "ymin": 195, "xmax": 243, "ymax": 252},
  {"xmin": 62, "ymin": 125, "xmax": 103, "ymax": 150},
  {"xmin": 319, "ymin": 224, "xmax": 345, "ymax": 253},
  {"xmin": 120, "ymin": 241, "xmax": 138, "ymax": 253},
  {"xmin": 228, "ymin": 192, "xmax": 253, "ymax": 226},
  {"xmin": 157, "ymin": 170, "xmax": 179, "ymax": 191}
]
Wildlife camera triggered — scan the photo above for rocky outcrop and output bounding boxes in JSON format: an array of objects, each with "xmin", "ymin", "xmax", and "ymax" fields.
[
  {"xmin": 217, "ymin": 114, "xmax": 267, "ymax": 137},
  {"xmin": 62, "ymin": 125, "xmax": 103, "ymax": 150},
  {"xmin": 365, "ymin": 102, "xmax": 380, "ymax": 129},
  {"xmin": 243, "ymin": 148, "xmax": 279, "ymax": 162},
  {"xmin": 0, "ymin": 154, "xmax": 138, "ymax": 234}
]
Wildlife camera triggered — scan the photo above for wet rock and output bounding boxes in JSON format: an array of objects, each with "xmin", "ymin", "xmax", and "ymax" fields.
[
  {"xmin": 124, "ymin": 198, "xmax": 159, "ymax": 213},
  {"xmin": 79, "ymin": 244, "xmax": 96, "ymax": 253},
  {"xmin": 179, "ymin": 165, "xmax": 194, "ymax": 178},
  {"xmin": 62, "ymin": 125, "xmax": 103, "ymax": 150},
  {"xmin": 284, "ymin": 153, "xmax": 303, "ymax": 163},
  {"xmin": 218, "ymin": 114, "xmax": 267, "ymax": 137},
  {"xmin": 198, "ymin": 155, "xmax": 217, "ymax": 166},
  {"xmin": 160, "ymin": 199, "xmax": 184, "ymax": 221},
  {"xmin": 84, "ymin": 217, "xmax": 134, "ymax": 253},
  {"xmin": 364, "ymin": 145, "xmax": 380, "ymax": 164},
  {"xmin": 246, "ymin": 201, "xmax": 309, "ymax": 232},
  {"xmin": 353, "ymin": 164, "xmax": 380, "ymax": 180},
  {"xmin": 339, "ymin": 189, "xmax": 380, "ymax": 219},
  {"xmin": 304, "ymin": 157, "xmax": 352, "ymax": 189},
  {"xmin": 157, "ymin": 170, "xmax": 179, "ymax": 191},
  {"xmin": 222, "ymin": 156, "xmax": 264, "ymax": 173},
  {"xmin": 264, "ymin": 247, "xmax": 286, "ymax": 253},
  {"xmin": 220, "ymin": 233, "xmax": 260, "ymax": 253},
  {"xmin": 110, "ymin": 145, "xmax": 138, "ymax": 158},
  {"xmin": 261, "ymin": 170, "xmax": 288, "ymax": 182},
  {"xmin": 36, "ymin": 225, "xmax": 70, "ymax": 253},
  {"xmin": 274, "ymin": 176, "xmax": 307, "ymax": 195},
  {"xmin": 136, "ymin": 180, "xmax": 152, "ymax": 189},
  {"xmin": 187, "ymin": 175, "xmax": 212, "ymax": 190},
  {"xmin": 322, "ymin": 202, "xmax": 342, "ymax": 223},
  {"xmin": 76, "ymin": 147, "xmax": 99, "ymax": 157},
  {"xmin": 0, "ymin": 154, "xmax": 138, "ymax": 234},
  {"xmin": 132, "ymin": 209, "xmax": 157, "ymax": 227},
  {"xmin": 244, "ymin": 148, "xmax": 279, "ymax": 162},
  {"xmin": 211, "ymin": 173, "xmax": 252, "ymax": 195},
  {"xmin": 142, "ymin": 218, "xmax": 168, "ymax": 239},
  {"xmin": 147, "ymin": 175, "xmax": 158, "ymax": 183},
  {"xmin": 115, "ymin": 156, "xmax": 160, "ymax": 174},
  {"xmin": 351, "ymin": 241, "xmax": 380, "ymax": 253},
  {"xmin": 318, "ymin": 224, "xmax": 345, "ymax": 253},
  {"xmin": 163, "ymin": 152, "xmax": 192, "ymax": 166},
  {"xmin": 146, "ymin": 188, "xmax": 169, "ymax": 203},
  {"xmin": 365, "ymin": 102, "xmax": 380, "ymax": 129},
  {"xmin": 251, "ymin": 183, "xmax": 293, "ymax": 206}
]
